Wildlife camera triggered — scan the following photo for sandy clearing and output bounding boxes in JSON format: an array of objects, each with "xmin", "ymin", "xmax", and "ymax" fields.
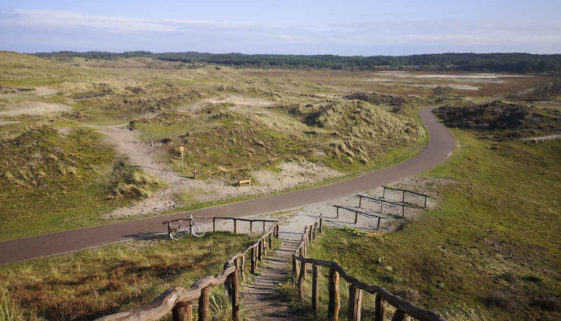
[
  {"xmin": 376, "ymin": 71, "xmax": 530, "ymax": 79},
  {"xmin": 0, "ymin": 101, "xmax": 71, "ymax": 116},
  {"xmin": 410, "ymin": 84, "xmax": 479, "ymax": 91},
  {"xmin": 0, "ymin": 120, "xmax": 20, "ymax": 126},
  {"xmin": 522, "ymin": 134, "xmax": 561, "ymax": 142},
  {"xmin": 178, "ymin": 95, "xmax": 275, "ymax": 113},
  {"xmin": 94, "ymin": 125, "xmax": 343, "ymax": 220},
  {"xmin": 0, "ymin": 86, "xmax": 58, "ymax": 99}
]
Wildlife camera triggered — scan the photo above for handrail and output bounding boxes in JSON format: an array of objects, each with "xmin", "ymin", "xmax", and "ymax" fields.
[
  {"xmin": 291, "ymin": 215, "xmax": 447, "ymax": 321},
  {"xmin": 294, "ymin": 256, "xmax": 447, "ymax": 321},
  {"xmin": 95, "ymin": 219, "xmax": 280, "ymax": 321},
  {"xmin": 382, "ymin": 186, "xmax": 433, "ymax": 198}
]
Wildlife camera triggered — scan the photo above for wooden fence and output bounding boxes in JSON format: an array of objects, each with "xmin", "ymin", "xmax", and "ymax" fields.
[
  {"xmin": 212, "ymin": 217, "xmax": 278, "ymax": 234},
  {"xmin": 291, "ymin": 216, "xmax": 447, "ymax": 321},
  {"xmin": 95, "ymin": 218, "xmax": 280, "ymax": 321},
  {"xmin": 382, "ymin": 186, "xmax": 432, "ymax": 208}
]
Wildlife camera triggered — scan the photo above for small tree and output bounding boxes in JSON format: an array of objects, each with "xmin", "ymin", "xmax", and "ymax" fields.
[{"xmin": 433, "ymin": 86, "xmax": 452, "ymax": 101}]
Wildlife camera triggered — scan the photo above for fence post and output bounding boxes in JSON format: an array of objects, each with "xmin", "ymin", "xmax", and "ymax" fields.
[
  {"xmin": 377, "ymin": 217, "xmax": 381, "ymax": 230},
  {"xmin": 358, "ymin": 196, "xmax": 362, "ymax": 208},
  {"xmin": 251, "ymin": 246, "xmax": 256, "ymax": 274},
  {"xmin": 354, "ymin": 212, "xmax": 358, "ymax": 224},
  {"xmin": 298, "ymin": 260, "xmax": 306, "ymax": 300},
  {"xmin": 172, "ymin": 301, "xmax": 193, "ymax": 321},
  {"xmin": 233, "ymin": 219, "xmax": 237, "ymax": 234},
  {"xmin": 249, "ymin": 221, "xmax": 253, "ymax": 234},
  {"xmin": 328, "ymin": 267, "xmax": 340, "ymax": 321},
  {"xmin": 312, "ymin": 264, "xmax": 319, "ymax": 313},
  {"xmin": 240, "ymin": 256, "xmax": 245, "ymax": 281},
  {"xmin": 383, "ymin": 186, "xmax": 386, "ymax": 198},
  {"xmin": 391, "ymin": 310, "xmax": 406, "ymax": 321},
  {"xmin": 308, "ymin": 226, "xmax": 312, "ymax": 242},
  {"xmin": 402, "ymin": 190, "xmax": 405, "ymax": 203},
  {"xmin": 319, "ymin": 217, "xmax": 323, "ymax": 233},
  {"xmin": 258, "ymin": 239, "xmax": 263, "ymax": 261},
  {"xmin": 263, "ymin": 237, "xmax": 267, "ymax": 256},
  {"xmin": 292, "ymin": 253, "xmax": 298, "ymax": 276},
  {"xmin": 230, "ymin": 268, "xmax": 240, "ymax": 321},
  {"xmin": 424, "ymin": 195, "xmax": 427, "ymax": 208},
  {"xmin": 262, "ymin": 221, "xmax": 266, "ymax": 233},
  {"xmin": 336, "ymin": 207, "xmax": 339, "ymax": 218},
  {"xmin": 268, "ymin": 232, "xmax": 273, "ymax": 250},
  {"xmin": 198, "ymin": 286, "xmax": 210, "ymax": 321},
  {"xmin": 213, "ymin": 218, "xmax": 216, "ymax": 232},
  {"xmin": 374, "ymin": 294, "xmax": 385, "ymax": 321},
  {"xmin": 348, "ymin": 285, "xmax": 362, "ymax": 321}
]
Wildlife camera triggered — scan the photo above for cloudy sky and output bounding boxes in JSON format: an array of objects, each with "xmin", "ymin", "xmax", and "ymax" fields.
[{"xmin": 1, "ymin": 0, "xmax": 560, "ymax": 55}]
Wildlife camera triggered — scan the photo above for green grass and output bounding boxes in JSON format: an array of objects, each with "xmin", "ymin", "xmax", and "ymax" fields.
[
  {"xmin": 0, "ymin": 127, "xmax": 161, "ymax": 241},
  {"xmin": 289, "ymin": 130, "xmax": 561, "ymax": 321},
  {"xmin": 0, "ymin": 232, "xmax": 258, "ymax": 321}
]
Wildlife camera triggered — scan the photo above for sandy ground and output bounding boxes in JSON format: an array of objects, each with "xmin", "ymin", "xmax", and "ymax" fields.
[
  {"xmin": 410, "ymin": 83, "xmax": 479, "ymax": 91},
  {"xmin": 0, "ymin": 101, "xmax": 71, "ymax": 116},
  {"xmin": 0, "ymin": 120, "xmax": 19, "ymax": 126},
  {"xmin": 178, "ymin": 95, "xmax": 274, "ymax": 113},
  {"xmin": 0, "ymin": 86, "xmax": 58, "ymax": 99},
  {"xmin": 522, "ymin": 133, "xmax": 561, "ymax": 142},
  {"xmin": 375, "ymin": 71, "xmax": 529, "ymax": 79},
  {"xmin": 95, "ymin": 125, "xmax": 342, "ymax": 220},
  {"xmin": 210, "ymin": 176, "xmax": 451, "ymax": 241}
]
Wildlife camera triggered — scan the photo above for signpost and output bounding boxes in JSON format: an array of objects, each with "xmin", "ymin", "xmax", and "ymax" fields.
[{"xmin": 179, "ymin": 146, "xmax": 185, "ymax": 171}]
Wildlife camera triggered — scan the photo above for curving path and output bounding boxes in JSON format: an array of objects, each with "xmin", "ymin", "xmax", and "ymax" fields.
[{"xmin": 0, "ymin": 107, "xmax": 454, "ymax": 265}]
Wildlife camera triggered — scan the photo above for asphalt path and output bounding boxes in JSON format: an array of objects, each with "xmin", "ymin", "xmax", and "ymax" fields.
[{"xmin": 0, "ymin": 106, "xmax": 455, "ymax": 265}]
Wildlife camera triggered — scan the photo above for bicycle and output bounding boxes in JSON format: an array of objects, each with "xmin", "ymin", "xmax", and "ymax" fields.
[{"xmin": 163, "ymin": 215, "xmax": 206, "ymax": 240}]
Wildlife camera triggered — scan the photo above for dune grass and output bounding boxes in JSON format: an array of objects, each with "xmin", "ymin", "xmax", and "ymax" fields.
[
  {"xmin": 287, "ymin": 129, "xmax": 561, "ymax": 321},
  {"xmin": 0, "ymin": 232, "xmax": 258, "ymax": 321}
]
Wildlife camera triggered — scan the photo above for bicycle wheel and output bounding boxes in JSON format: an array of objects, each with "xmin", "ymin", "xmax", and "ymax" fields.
[
  {"xmin": 191, "ymin": 223, "xmax": 206, "ymax": 237},
  {"xmin": 169, "ymin": 222, "xmax": 188, "ymax": 240}
]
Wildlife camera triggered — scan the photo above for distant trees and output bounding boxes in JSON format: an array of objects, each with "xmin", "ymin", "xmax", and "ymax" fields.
[
  {"xmin": 529, "ymin": 77, "xmax": 561, "ymax": 101},
  {"xmin": 33, "ymin": 52, "xmax": 561, "ymax": 73}
]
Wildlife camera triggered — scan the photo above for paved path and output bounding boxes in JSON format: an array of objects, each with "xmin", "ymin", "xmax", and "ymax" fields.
[{"xmin": 0, "ymin": 106, "xmax": 454, "ymax": 265}]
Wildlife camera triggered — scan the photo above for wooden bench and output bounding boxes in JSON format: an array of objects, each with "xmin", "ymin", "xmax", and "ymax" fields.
[{"xmin": 238, "ymin": 178, "xmax": 252, "ymax": 186}]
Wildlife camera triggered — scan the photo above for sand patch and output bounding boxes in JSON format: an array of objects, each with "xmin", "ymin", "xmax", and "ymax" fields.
[
  {"xmin": 0, "ymin": 101, "xmax": 71, "ymax": 116},
  {"xmin": 522, "ymin": 134, "xmax": 561, "ymax": 142},
  {"xmin": 252, "ymin": 161, "xmax": 343, "ymax": 191},
  {"xmin": 0, "ymin": 120, "xmax": 20, "ymax": 126},
  {"xmin": 179, "ymin": 95, "xmax": 274, "ymax": 113},
  {"xmin": 376, "ymin": 71, "xmax": 529, "ymax": 80},
  {"xmin": 410, "ymin": 84, "xmax": 479, "ymax": 91}
]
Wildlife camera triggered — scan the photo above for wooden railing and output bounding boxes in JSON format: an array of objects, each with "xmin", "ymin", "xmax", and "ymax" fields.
[
  {"xmin": 291, "ymin": 216, "xmax": 447, "ymax": 321},
  {"xmin": 212, "ymin": 217, "xmax": 278, "ymax": 234},
  {"xmin": 95, "ymin": 219, "xmax": 280, "ymax": 321},
  {"xmin": 382, "ymin": 186, "xmax": 433, "ymax": 208}
]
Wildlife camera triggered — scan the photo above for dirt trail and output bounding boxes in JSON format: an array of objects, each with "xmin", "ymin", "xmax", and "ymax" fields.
[{"xmin": 94, "ymin": 125, "xmax": 341, "ymax": 220}]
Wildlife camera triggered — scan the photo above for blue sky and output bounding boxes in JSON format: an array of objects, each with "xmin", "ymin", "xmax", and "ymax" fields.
[{"xmin": 1, "ymin": 0, "xmax": 560, "ymax": 55}]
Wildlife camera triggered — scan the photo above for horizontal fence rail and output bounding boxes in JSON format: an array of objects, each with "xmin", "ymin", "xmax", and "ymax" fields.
[
  {"xmin": 212, "ymin": 217, "xmax": 277, "ymax": 234},
  {"xmin": 382, "ymin": 186, "xmax": 433, "ymax": 208},
  {"xmin": 95, "ymin": 218, "xmax": 280, "ymax": 321},
  {"xmin": 291, "ymin": 215, "xmax": 447, "ymax": 321}
]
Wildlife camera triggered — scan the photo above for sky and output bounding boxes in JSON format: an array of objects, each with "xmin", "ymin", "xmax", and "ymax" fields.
[{"xmin": 1, "ymin": 0, "xmax": 560, "ymax": 55}]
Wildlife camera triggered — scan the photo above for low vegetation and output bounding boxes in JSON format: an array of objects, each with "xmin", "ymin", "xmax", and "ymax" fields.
[
  {"xmin": 288, "ymin": 125, "xmax": 561, "ymax": 320},
  {"xmin": 0, "ymin": 232, "xmax": 257, "ymax": 321},
  {"xmin": 0, "ymin": 127, "xmax": 160, "ymax": 241}
]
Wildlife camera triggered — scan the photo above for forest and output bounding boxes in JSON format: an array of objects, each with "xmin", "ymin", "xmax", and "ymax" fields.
[{"xmin": 34, "ymin": 51, "xmax": 561, "ymax": 73}]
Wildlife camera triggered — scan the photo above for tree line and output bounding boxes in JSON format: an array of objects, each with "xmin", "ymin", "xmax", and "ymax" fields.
[{"xmin": 33, "ymin": 51, "xmax": 561, "ymax": 73}]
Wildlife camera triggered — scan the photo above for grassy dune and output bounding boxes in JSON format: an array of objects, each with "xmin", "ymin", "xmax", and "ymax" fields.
[{"xmin": 290, "ymin": 129, "xmax": 561, "ymax": 321}]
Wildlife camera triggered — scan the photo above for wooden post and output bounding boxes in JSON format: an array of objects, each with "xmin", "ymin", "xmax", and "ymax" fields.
[
  {"xmin": 382, "ymin": 187, "xmax": 386, "ymax": 199},
  {"xmin": 312, "ymin": 264, "xmax": 319, "ymax": 313},
  {"xmin": 319, "ymin": 217, "xmax": 323, "ymax": 232},
  {"xmin": 374, "ymin": 294, "xmax": 385, "ymax": 321},
  {"xmin": 328, "ymin": 268, "xmax": 340, "ymax": 321},
  {"xmin": 263, "ymin": 238, "xmax": 267, "ymax": 256},
  {"xmin": 402, "ymin": 190, "xmax": 405, "ymax": 203},
  {"xmin": 251, "ymin": 246, "xmax": 256, "ymax": 274},
  {"xmin": 348, "ymin": 285, "xmax": 362, "ymax": 321},
  {"xmin": 198, "ymin": 286, "xmax": 210, "ymax": 321},
  {"xmin": 275, "ymin": 224, "xmax": 279, "ymax": 238},
  {"xmin": 268, "ymin": 232, "xmax": 273, "ymax": 250},
  {"xmin": 336, "ymin": 206, "xmax": 339, "ymax": 218},
  {"xmin": 258, "ymin": 239, "xmax": 263, "ymax": 261},
  {"xmin": 292, "ymin": 254, "xmax": 298, "ymax": 276},
  {"xmin": 172, "ymin": 301, "xmax": 192, "ymax": 321},
  {"xmin": 250, "ymin": 221, "xmax": 253, "ymax": 234},
  {"xmin": 230, "ymin": 268, "xmax": 240, "ymax": 321},
  {"xmin": 424, "ymin": 195, "xmax": 427, "ymax": 208},
  {"xmin": 391, "ymin": 310, "xmax": 406, "ymax": 321},
  {"xmin": 240, "ymin": 256, "xmax": 245, "ymax": 281},
  {"xmin": 213, "ymin": 218, "xmax": 216, "ymax": 232},
  {"xmin": 354, "ymin": 212, "xmax": 358, "ymax": 224},
  {"xmin": 377, "ymin": 217, "xmax": 381, "ymax": 230},
  {"xmin": 358, "ymin": 196, "xmax": 362, "ymax": 208},
  {"xmin": 308, "ymin": 226, "xmax": 312, "ymax": 242},
  {"xmin": 380, "ymin": 202, "xmax": 383, "ymax": 214},
  {"xmin": 262, "ymin": 221, "xmax": 266, "ymax": 233},
  {"xmin": 233, "ymin": 219, "xmax": 237, "ymax": 234},
  {"xmin": 402, "ymin": 205, "xmax": 405, "ymax": 217},
  {"xmin": 298, "ymin": 260, "xmax": 306, "ymax": 300}
]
